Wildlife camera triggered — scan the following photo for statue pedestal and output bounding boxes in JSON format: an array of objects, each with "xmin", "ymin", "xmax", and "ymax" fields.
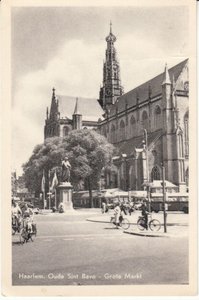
[{"xmin": 58, "ymin": 182, "xmax": 73, "ymax": 211}]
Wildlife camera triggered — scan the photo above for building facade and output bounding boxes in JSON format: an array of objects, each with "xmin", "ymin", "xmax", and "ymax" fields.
[
  {"xmin": 44, "ymin": 25, "xmax": 189, "ymax": 193},
  {"xmin": 98, "ymin": 27, "xmax": 189, "ymax": 192}
]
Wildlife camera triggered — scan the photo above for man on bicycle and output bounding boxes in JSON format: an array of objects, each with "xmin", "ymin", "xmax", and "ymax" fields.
[
  {"xmin": 12, "ymin": 201, "xmax": 22, "ymax": 231},
  {"xmin": 113, "ymin": 202, "xmax": 121, "ymax": 228},
  {"xmin": 22, "ymin": 203, "xmax": 34, "ymax": 233},
  {"xmin": 141, "ymin": 202, "xmax": 149, "ymax": 230}
]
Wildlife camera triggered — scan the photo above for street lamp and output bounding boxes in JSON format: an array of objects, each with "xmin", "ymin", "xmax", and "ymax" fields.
[
  {"xmin": 142, "ymin": 129, "xmax": 151, "ymax": 212},
  {"xmin": 121, "ymin": 153, "xmax": 127, "ymax": 191},
  {"xmin": 161, "ymin": 164, "xmax": 167, "ymax": 233}
]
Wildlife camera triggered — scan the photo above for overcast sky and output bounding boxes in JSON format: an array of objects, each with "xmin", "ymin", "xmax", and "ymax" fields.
[{"xmin": 11, "ymin": 6, "xmax": 189, "ymax": 175}]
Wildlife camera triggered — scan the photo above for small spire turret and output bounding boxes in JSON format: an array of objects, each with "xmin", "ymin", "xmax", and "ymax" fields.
[{"xmin": 162, "ymin": 63, "xmax": 171, "ymax": 85}]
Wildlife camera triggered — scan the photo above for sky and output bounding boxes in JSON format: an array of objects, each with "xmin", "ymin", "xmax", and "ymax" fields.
[{"xmin": 11, "ymin": 6, "xmax": 189, "ymax": 175}]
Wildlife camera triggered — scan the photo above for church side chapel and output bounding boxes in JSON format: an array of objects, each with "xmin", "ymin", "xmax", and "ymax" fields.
[{"xmin": 44, "ymin": 23, "xmax": 189, "ymax": 193}]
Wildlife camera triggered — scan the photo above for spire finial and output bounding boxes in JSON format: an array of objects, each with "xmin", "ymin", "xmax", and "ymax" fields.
[
  {"xmin": 52, "ymin": 87, "xmax": 56, "ymax": 98},
  {"xmin": 110, "ymin": 20, "xmax": 112, "ymax": 34}
]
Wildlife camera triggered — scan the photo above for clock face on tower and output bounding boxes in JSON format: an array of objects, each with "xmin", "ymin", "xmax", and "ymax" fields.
[{"xmin": 106, "ymin": 88, "xmax": 112, "ymax": 96}]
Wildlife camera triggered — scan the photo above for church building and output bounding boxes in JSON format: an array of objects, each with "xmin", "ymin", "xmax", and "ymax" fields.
[
  {"xmin": 98, "ymin": 25, "xmax": 189, "ymax": 193},
  {"xmin": 44, "ymin": 24, "xmax": 189, "ymax": 193}
]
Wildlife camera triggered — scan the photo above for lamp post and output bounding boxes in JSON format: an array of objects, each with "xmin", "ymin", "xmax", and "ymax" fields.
[
  {"xmin": 142, "ymin": 129, "xmax": 151, "ymax": 212},
  {"xmin": 162, "ymin": 164, "xmax": 167, "ymax": 233}
]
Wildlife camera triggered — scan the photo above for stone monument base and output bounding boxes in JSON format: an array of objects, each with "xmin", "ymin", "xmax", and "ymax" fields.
[{"xmin": 58, "ymin": 182, "xmax": 73, "ymax": 211}]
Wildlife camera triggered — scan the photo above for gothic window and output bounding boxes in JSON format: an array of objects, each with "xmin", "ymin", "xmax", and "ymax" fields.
[
  {"xmin": 110, "ymin": 124, "xmax": 116, "ymax": 143},
  {"xmin": 154, "ymin": 105, "xmax": 161, "ymax": 129},
  {"xmin": 142, "ymin": 110, "xmax": 149, "ymax": 130},
  {"xmin": 130, "ymin": 115, "xmax": 136, "ymax": 137},
  {"xmin": 151, "ymin": 166, "xmax": 161, "ymax": 181},
  {"xmin": 184, "ymin": 112, "xmax": 189, "ymax": 157},
  {"xmin": 119, "ymin": 120, "xmax": 125, "ymax": 141},
  {"xmin": 63, "ymin": 126, "xmax": 70, "ymax": 137}
]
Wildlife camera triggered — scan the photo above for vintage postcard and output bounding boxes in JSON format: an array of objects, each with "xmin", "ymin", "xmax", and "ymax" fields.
[{"xmin": 1, "ymin": 0, "xmax": 197, "ymax": 297}]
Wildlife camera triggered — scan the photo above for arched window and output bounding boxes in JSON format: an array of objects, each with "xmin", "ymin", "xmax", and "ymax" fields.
[
  {"xmin": 63, "ymin": 126, "xmax": 70, "ymax": 137},
  {"xmin": 111, "ymin": 124, "xmax": 116, "ymax": 143},
  {"xmin": 154, "ymin": 105, "xmax": 161, "ymax": 129},
  {"xmin": 130, "ymin": 115, "xmax": 136, "ymax": 137},
  {"xmin": 184, "ymin": 112, "xmax": 189, "ymax": 157},
  {"xmin": 151, "ymin": 166, "xmax": 161, "ymax": 181},
  {"xmin": 119, "ymin": 120, "xmax": 125, "ymax": 141},
  {"xmin": 142, "ymin": 110, "xmax": 148, "ymax": 130}
]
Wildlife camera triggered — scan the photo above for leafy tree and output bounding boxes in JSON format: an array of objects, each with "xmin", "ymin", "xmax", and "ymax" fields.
[{"xmin": 23, "ymin": 129, "xmax": 115, "ymax": 207}]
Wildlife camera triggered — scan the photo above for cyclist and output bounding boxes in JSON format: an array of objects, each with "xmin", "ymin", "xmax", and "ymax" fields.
[
  {"xmin": 141, "ymin": 202, "xmax": 149, "ymax": 230},
  {"xmin": 114, "ymin": 202, "xmax": 121, "ymax": 229},
  {"xmin": 120, "ymin": 202, "xmax": 127, "ymax": 215},
  {"xmin": 12, "ymin": 201, "xmax": 22, "ymax": 231},
  {"xmin": 22, "ymin": 203, "xmax": 34, "ymax": 233}
]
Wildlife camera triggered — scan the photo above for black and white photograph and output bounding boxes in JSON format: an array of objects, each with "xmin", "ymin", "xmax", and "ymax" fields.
[{"xmin": 1, "ymin": 0, "xmax": 197, "ymax": 297}]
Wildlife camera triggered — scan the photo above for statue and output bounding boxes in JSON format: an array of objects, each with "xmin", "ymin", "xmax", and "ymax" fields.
[{"xmin": 61, "ymin": 156, "xmax": 71, "ymax": 182}]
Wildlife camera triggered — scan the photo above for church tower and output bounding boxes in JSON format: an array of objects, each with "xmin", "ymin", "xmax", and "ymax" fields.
[
  {"xmin": 98, "ymin": 22, "xmax": 123, "ymax": 112},
  {"xmin": 44, "ymin": 88, "xmax": 60, "ymax": 139}
]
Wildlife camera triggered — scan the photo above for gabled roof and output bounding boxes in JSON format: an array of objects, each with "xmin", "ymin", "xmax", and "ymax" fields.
[
  {"xmin": 57, "ymin": 95, "xmax": 104, "ymax": 122},
  {"xmin": 110, "ymin": 59, "xmax": 188, "ymax": 117}
]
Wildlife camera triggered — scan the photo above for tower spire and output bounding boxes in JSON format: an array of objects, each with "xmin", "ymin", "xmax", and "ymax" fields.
[
  {"xmin": 98, "ymin": 24, "xmax": 123, "ymax": 111},
  {"xmin": 73, "ymin": 97, "xmax": 80, "ymax": 115},
  {"xmin": 49, "ymin": 87, "xmax": 59, "ymax": 120},
  {"xmin": 73, "ymin": 97, "xmax": 82, "ymax": 130}
]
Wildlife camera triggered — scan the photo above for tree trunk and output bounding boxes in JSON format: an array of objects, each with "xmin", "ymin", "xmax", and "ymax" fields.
[{"xmin": 88, "ymin": 178, "xmax": 93, "ymax": 208}]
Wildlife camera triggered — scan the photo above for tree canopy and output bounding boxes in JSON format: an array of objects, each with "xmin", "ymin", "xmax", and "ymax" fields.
[{"xmin": 23, "ymin": 129, "xmax": 115, "ymax": 205}]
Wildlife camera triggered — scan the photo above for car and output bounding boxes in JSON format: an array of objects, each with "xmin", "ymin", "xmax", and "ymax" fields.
[{"xmin": 33, "ymin": 207, "xmax": 40, "ymax": 214}]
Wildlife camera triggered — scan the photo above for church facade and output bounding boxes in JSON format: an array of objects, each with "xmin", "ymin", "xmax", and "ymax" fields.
[
  {"xmin": 44, "ymin": 25, "xmax": 189, "ymax": 193},
  {"xmin": 98, "ymin": 27, "xmax": 189, "ymax": 192}
]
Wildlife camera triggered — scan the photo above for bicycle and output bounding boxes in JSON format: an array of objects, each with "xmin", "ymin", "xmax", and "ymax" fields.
[
  {"xmin": 19, "ymin": 218, "xmax": 37, "ymax": 244},
  {"xmin": 137, "ymin": 213, "xmax": 161, "ymax": 231},
  {"xmin": 12, "ymin": 215, "xmax": 22, "ymax": 235},
  {"xmin": 110, "ymin": 214, "xmax": 130, "ymax": 230}
]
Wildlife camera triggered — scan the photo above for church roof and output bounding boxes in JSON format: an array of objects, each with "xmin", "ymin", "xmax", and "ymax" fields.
[
  {"xmin": 57, "ymin": 95, "xmax": 104, "ymax": 121},
  {"xmin": 115, "ymin": 130, "xmax": 163, "ymax": 156},
  {"xmin": 110, "ymin": 59, "xmax": 188, "ymax": 117}
]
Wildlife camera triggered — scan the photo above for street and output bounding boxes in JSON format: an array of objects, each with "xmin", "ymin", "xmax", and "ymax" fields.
[{"xmin": 12, "ymin": 209, "xmax": 189, "ymax": 285}]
